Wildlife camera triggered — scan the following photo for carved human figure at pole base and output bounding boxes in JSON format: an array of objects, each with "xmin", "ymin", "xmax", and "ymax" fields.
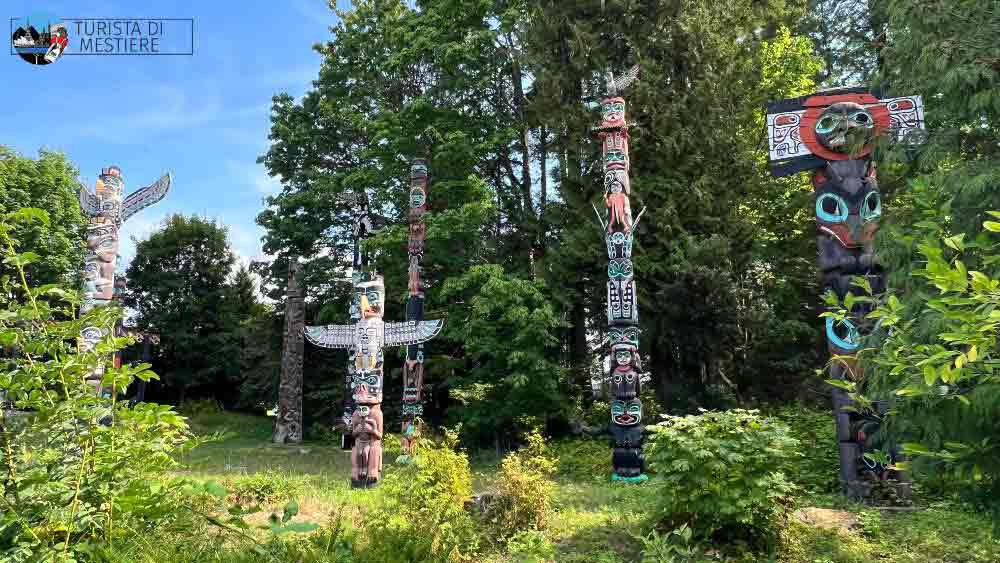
[
  {"xmin": 766, "ymin": 86, "xmax": 924, "ymax": 499},
  {"xmin": 77, "ymin": 165, "xmax": 171, "ymax": 395},
  {"xmin": 305, "ymin": 273, "xmax": 442, "ymax": 487}
]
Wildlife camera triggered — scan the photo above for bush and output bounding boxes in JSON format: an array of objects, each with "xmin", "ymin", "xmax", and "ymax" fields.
[
  {"xmin": 357, "ymin": 432, "xmax": 479, "ymax": 562},
  {"xmin": 550, "ymin": 437, "xmax": 608, "ymax": 481},
  {"xmin": 505, "ymin": 529, "xmax": 556, "ymax": 563},
  {"xmin": 178, "ymin": 398, "xmax": 224, "ymax": 416},
  {"xmin": 645, "ymin": 409, "xmax": 798, "ymax": 544},
  {"xmin": 482, "ymin": 432, "xmax": 557, "ymax": 543},
  {"xmin": 771, "ymin": 405, "xmax": 840, "ymax": 494},
  {"xmin": 227, "ymin": 469, "xmax": 307, "ymax": 505},
  {"xmin": 0, "ymin": 208, "xmax": 199, "ymax": 560}
]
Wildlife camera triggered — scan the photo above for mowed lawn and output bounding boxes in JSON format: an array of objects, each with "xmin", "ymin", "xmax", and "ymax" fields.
[{"xmin": 173, "ymin": 412, "xmax": 1000, "ymax": 563}]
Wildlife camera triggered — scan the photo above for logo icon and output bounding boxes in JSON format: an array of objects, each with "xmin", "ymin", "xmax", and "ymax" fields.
[{"xmin": 11, "ymin": 12, "xmax": 68, "ymax": 65}]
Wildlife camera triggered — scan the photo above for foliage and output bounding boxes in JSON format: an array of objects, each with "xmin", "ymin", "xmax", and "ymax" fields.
[
  {"xmin": 830, "ymin": 213, "xmax": 1000, "ymax": 532},
  {"xmin": 771, "ymin": 405, "xmax": 841, "ymax": 494},
  {"xmin": 178, "ymin": 398, "xmax": 224, "ymax": 417},
  {"xmin": 633, "ymin": 525, "xmax": 708, "ymax": 563},
  {"xmin": 225, "ymin": 470, "xmax": 307, "ymax": 506},
  {"xmin": 123, "ymin": 214, "xmax": 261, "ymax": 406},
  {"xmin": 503, "ymin": 529, "xmax": 556, "ymax": 563},
  {"xmin": 549, "ymin": 438, "xmax": 608, "ymax": 482},
  {"xmin": 0, "ymin": 208, "xmax": 198, "ymax": 560},
  {"xmin": 481, "ymin": 432, "xmax": 557, "ymax": 543},
  {"xmin": 441, "ymin": 265, "xmax": 565, "ymax": 448},
  {"xmin": 358, "ymin": 435, "xmax": 479, "ymax": 562},
  {"xmin": 646, "ymin": 409, "xmax": 799, "ymax": 544},
  {"xmin": 0, "ymin": 147, "xmax": 88, "ymax": 290}
]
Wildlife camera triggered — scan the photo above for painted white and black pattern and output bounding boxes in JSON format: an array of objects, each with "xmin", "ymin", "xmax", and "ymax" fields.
[{"xmin": 593, "ymin": 65, "xmax": 647, "ymax": 483}]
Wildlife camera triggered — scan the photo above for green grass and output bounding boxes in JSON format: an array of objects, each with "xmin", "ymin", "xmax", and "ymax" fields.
[{"xmin": 155, "ymin": 412, "xmax": 999, "ymax": 562}]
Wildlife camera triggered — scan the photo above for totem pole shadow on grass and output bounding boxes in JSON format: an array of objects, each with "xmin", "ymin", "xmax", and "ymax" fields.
[
  {"xmin": 765, "ymin": 86, "xmax": 925, "ymax": 501},
  {"xmin": 302, "ymin": 160, "xmax": 442, "ymax": 489},
  {"xmin": 592, "ymin": 64, "xmax": 648, "ymax": 484}
]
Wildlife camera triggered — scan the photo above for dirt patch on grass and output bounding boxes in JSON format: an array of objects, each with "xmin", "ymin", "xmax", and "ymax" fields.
[{"xmin": 794, "ymin": 507, "xmax": 858, "ymax": 534}]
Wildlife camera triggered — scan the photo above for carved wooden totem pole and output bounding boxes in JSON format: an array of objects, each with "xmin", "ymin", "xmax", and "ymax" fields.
[
  {"xmin": 400, "ymin": 159, "xmax": 429, "ymax": 461},
  {"xmin": 78, "ymin": 166, "xmax": 171, "ymax": 395},
  {"xmin": 305, "ymin": 171, "xmax": 443, "ymax": 488},
  {"xmin": 593, "ymin": 65, "xmax": 648, "ymax": 483},
  {"xmin": 766, "ymin": 86, "xmax": 925, "ymax": 498},
  {"xmin": 274, "ymin": 257, "xmax": 305, "ymax": 444}
]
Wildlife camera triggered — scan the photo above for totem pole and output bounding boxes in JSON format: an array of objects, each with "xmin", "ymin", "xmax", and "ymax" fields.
[
  {"xmin": 399, "ymin": 159, "xmax": 429, "ymax": 461},
  {"xmin": 592, "ymin": 65, "xmax": 648, "ymax": 483},
  {"xmin": 305, "ymin": 176, "xmax": 443, "ymax": 488},
  {"xmin": 274, "ymin": 257, "xmax": 305, "ymax": 444},
  {"xmin": 765, "ymin": 86, "xmax": 925, "ymax": 498},
  {"xmin": 78, "ymin": 166, "xmax": 171, "ymax": 394}
]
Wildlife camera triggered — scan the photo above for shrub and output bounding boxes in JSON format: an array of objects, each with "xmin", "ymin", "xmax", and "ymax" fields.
[
  {"xmin": 645, "ymin": 409, "xmax": 799, "ymax": 544},
  {"xmin": 357, "ymin": 433, "xmax": 479, "ymax": 562},
  {"xmin": 505, "ymin": 529, "xmax": 556, "ymax": 563},
  {"xmin": 178, "ymin": 398, "xmax": 224, "ymax": 416},
  {"xmin": 227, "ymin": 469, "xmax": 307, "ymax": 506},
  {"xmin": 0, "ymin": 208, "xmax": 199, "ymax": 560},
  {"xmin": 550, "ymin": 437, "xmax": 608, "ymax": 481},
  {"xmin": 482, "ymin": 432, "xmax": 557, "ymax": 542},
  {"xmin": 771, "ymin": 405, "xmax": 840, "ymax": 494}
]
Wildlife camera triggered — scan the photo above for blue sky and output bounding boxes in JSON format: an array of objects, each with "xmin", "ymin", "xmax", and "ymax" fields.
[{"xmin": 2, "ymin": 0, "xmax": 354, "ymax": 268}]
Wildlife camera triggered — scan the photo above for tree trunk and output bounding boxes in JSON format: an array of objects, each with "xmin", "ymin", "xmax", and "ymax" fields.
[{"xmin": 273, "ymin": 257, "xmax": 305, "ymax": 444}]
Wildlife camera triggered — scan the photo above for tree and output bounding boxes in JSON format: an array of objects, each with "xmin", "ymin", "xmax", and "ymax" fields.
[
  {"xmin": 0, "ymin": 147, "xmax": 87, "ymax": 289},
  {"xmin": 122, "ymin": 214, "xmax": 240, "ymax": 404}
]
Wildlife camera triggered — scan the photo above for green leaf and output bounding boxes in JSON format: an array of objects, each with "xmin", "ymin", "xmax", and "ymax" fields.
[
  {"xmin": 983, "ymin": 221, "xmax": 1000, "ymax": 232},
  {"xmin": 825, "ymin": 379, "xmax": 855, "ymax": 392},
  {"xmin": 923, "ymin": 364, "xmax": 937, "ymax": 385},
  {"xmin": 204, "ymin": 481, "xmax": 227, "ymax": 498},
  {"xmin": 282, "ymin": 499, "xmax": 299, "ymax": 523},
  {"xmin": 274, "ymin": 522, "xmax": 320, "ymax": 535}
]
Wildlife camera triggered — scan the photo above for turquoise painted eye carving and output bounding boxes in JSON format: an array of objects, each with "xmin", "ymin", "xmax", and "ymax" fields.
[
  {"xmin": 816, "ymin": 193, "xmax": 848, "ymax": 223},
  {"xmin": 825, "ymin": 317, "xmax": 860, "ymax": 351},
  {"xmin": 861, "ymin": 191, "xmax": 881, "ymax": 222},
  {"xmin": 815, "ymin": 115, "xmax": 839, "ymax": 134}
]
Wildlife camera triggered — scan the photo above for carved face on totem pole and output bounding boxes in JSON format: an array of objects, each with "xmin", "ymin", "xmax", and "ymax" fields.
[
  {"xmin": 601, "ymin": 97, "xmax": 626, "ymax": 128},
  {"xmin": 84, "ymin": 222, "xmax": 118, "ymax": 303},
  {"xmin": 610, "ymin": 342, "xmax": 640, "ymax": 401},
  {"xmin": 95, "ymin": 167, "xmax": 124, "ymax": 221}
]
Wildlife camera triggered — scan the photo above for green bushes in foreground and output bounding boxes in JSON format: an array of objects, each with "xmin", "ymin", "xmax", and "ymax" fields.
[{"xmin": 646, "ymin": 409, "xmax": 799, "ymax": 548}]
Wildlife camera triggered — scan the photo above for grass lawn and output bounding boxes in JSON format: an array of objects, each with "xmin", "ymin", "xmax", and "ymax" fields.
[{"xmin": 170, "ymin": 412, "xmax": 1000, "ymax": 562}]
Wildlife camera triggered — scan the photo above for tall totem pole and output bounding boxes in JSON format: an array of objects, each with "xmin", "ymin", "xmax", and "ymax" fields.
[
  {"xmin": 400, "ymin": 159, "xmax": 429, "ymax": 460},
  {"xmin": 274, "ymin": 257, "xmax": 305, "ymax": 444},
  {"xmin": 593, "ymin": 65, "xmax": 647, "ymax": 483},
  {"xmin": 78, "ymin": 166, "xmax": 171, "ymax": 394},
  {"xmin": 304, "ymin": 169, "xmax": 443, "ymax": 488},
  {"xmin": 765, "ymin": 86, "xmax": 925, "ymax": 498}
]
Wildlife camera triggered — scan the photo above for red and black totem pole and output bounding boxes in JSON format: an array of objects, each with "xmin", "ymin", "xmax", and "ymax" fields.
[
  {"xmin": 399, "ymin": 159, "xmax": 429, "ymax": 461},
  {"xmin": 593, "ymin": 65, "xmax": 647, "ymax": 483},
  {"xmin": 766, "ymin": 86, "xmax": 925, "ymax": 498}
]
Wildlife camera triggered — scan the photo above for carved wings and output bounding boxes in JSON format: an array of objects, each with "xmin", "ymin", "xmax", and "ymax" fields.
[
  {"xmin": 304, "ymin": 319, "xmax": 444, "ymax": 350},
  {"xmin": 383, "ymin": 319, "xmax": 444, "ymax": 347},
  {"xmin": 304, "ymin": 324, "xmax": 355, "ymax": 349},
  {"xmin": 607, "ymin": 64, "xmax": 640, "ymax": 96},
  {"xmin": 122, "ymin": 173, "xmax": 172, "ymax": 224},
  {"xmin": 78, "ymin": 184, "xmax": 101, "ymax": 217}
]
